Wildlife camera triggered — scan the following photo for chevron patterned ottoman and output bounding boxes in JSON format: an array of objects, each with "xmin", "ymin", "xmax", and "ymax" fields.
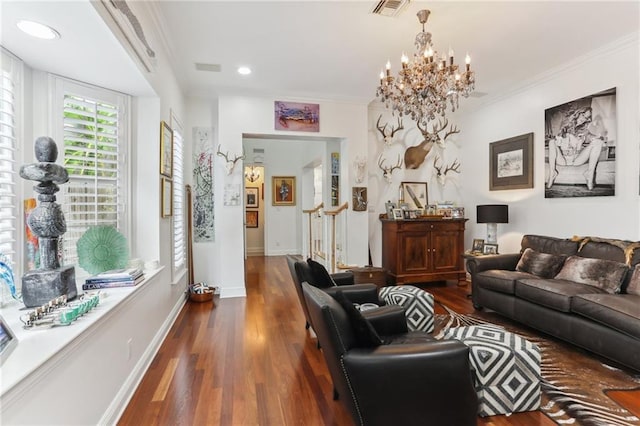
[
  {"xmin": 444, "ymin": 325, "xmax": 541, "ymax": 417},
  {"xmin": 379, "ymin": 285, "xmax": 434, "ymax": 332}
]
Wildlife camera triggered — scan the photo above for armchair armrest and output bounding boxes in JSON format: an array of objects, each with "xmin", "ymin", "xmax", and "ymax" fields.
[
  {"xmin": 331, "ymin": 271, "xmax": 355, "ymax": 286},
  {"xmin": 342, "ymin": 340, "xmax": 477, "ymax": 426},
  {"xmin": 467, "ymin": 252, "xmax": 521, "ymax": 276},
  {"xmin": 324, "ymin": 283, "xmax": 380, "ymax": 305},
  {"xmin": 362, "ymin": 305, "xmax": 407, "ymax": 336}
]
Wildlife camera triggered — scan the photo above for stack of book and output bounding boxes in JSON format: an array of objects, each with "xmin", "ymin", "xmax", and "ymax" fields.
[{"xmin": 82, "ymin": 267, "xmax": 145, "ymax": 290}]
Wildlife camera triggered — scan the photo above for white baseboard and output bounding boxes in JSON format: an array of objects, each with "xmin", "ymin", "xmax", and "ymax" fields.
[{"xmin": 100, "ymin": 296, "xmax": 187, "ymax": 425}]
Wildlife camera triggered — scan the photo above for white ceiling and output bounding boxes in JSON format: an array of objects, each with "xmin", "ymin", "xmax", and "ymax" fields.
[{"xmin": 1, "ymin": 1, "xmax": 639, "ymax": 104}]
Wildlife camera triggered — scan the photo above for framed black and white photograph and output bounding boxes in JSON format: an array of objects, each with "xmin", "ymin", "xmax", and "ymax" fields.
[
  {"xmin": 544, "ymin": 88, "xmax": 616, "ymax": 198},
  {"xmin": 490, "ymin": 133, "xmax": 533, "ymax": 191},
  {"xmin": 392, "ymin": 208, "xmax": 404, "ymax": 220},
  {"xmin": 483, "ymin": 243, "xmax": 498, "ymax": 255},
  {"xmin": 401, "ymin": 181, "xmax": 428, "ymax": 210},
  {"xmin": 472, "ymin": 239, "xmax": 485, "ymax": 253},
  {"xmin": 385, "ymin": 201, "xmax": 396, "ymax": 219},
  {"xmin": 246, "ymin": 187, "xmax": 259, "ymax": 208}
]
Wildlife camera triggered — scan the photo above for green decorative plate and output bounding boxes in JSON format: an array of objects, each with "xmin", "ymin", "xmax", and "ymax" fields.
[{"xmin": 77, "ymin": 226, "xmax": 129, "ymax": 274}]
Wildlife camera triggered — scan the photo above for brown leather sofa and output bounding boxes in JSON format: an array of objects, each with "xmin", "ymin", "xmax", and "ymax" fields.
[{"xmin": 468, "ymin": 234, "xmax": 640, "ymax": 372}]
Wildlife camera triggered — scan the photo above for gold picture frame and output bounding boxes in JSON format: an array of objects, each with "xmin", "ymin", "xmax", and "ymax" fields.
[
  {"xmin": 401, "ymin": 181, "xmax": 428, "ymax": 210},
  {"xmin": 160, "ymin": 121, "xmax": 173, "ymax": 178},
  {"xmin": 161, "ymin": 177, "xmax": 173, "ymax": 217},
  {"xmin": 272, "ymin": 176, "xmax": 296, "ymax": 206}
]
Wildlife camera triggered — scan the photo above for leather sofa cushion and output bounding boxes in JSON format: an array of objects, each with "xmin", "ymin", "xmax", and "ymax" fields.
[
  {"xmin": 516, "ymin": 248, "xmax": 566, "ymax": 278},
  {"xmin": 515, "ymin": 278, "xmax": 607, "ymax": 313},
  {"xmin": 386, "ymin": 331, "xmax": 437, "ymax": 345},
  {"xmin": 334, "ymin": 290, "xmax": 383, "ymax": 347},
  {"xmin": 476, "ymin": 270, "xmax": 537, "ymax": 295},
  {"xmin": 555, "ymin": 255, "xmax": 628, "ymax": 294},
  {"xmin": 521, "ymin": 235, "xmax": 579, "ymax": 256},
  {"xmin": 572, "ymin": 294, "xmax": 640, "ymax": 339},
  {"xmin": 626, "ymin": 264, "xmax": 640, "ymax": 296},
  {"xmin": 306, "ymin": 258, "xmax": 337, "ymax": 288}
]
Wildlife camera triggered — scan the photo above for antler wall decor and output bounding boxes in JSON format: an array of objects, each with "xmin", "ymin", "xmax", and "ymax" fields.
[
  {"xmin": 404, "ymin": 118, "xmax": 460, "ymax": 169},
  {"xmin": 353, "ymin": 156, "xmax": 367, "ymax": 184},
  {"xmin": 433, "ymin": 156, "xmax": 461, "ymax": 186},
  {"xmin": 216, "ymin": 145, "xmax": 245, "ymax": 175},
  {"xmin": 377, "ymin": 154, "xmax": 402, "ymax": 183},
  {"xmin": 376, "ymin": 115, "xmax": 404, "ymax": 146}
]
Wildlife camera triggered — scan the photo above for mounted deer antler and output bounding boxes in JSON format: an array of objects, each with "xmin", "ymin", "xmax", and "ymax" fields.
[
  {"xmin": 217, "ymin": 144, "xmax": 245, "ymax": 175},
  {"xmin": 404, "ymin": 118, "xmax": 460, "ymax": 169},
  {"xmin": 376, "ymin": 115, "xmax": 404, "ymax": 146},
  {"xmin": 433, "ymin": 156, "xmax": 461, "ymax": 186},
  {"xmin": 377, "ymin": 154, "xmax": 402, "ymax": 183}
]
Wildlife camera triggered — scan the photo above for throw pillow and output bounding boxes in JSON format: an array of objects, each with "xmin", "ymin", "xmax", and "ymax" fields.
[
  {"xmin": 516, "ymin": 248, "xmax": 567, "ymax": 279},
  {"xmin": 554, "ymin": 255, "xmax": 628, "ymax": 294},
  {"xmin": 626, "ymin": 264, "xmax": 640, "ymax": 296},
  {"xmin": 307, "ymin": 258, "xmax": 336, "ymax": 288},
  {"xmin": 333, "ymin": 290, "xmax": 383, "ymax": 348}
]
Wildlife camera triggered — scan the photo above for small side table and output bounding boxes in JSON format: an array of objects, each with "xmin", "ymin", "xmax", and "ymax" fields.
[{"xmin": 349, "ymin": 266, "xmax": 388, "ymax": 289}]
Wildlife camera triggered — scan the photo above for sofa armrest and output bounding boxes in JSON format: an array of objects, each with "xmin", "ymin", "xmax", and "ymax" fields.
[
  {"xmin": 467, "ymin": 253, "xmax": 521, "ymax": 276},
  {"xmin": 324, "ymin": 283, "xmax": 380, "ymax": 305},
  {"xmin": 342, "ymin": 340, "xmax": 477, "ymax": 425},
  {"xmin": 331, "ymin": 271, "xmax": 355, "ymax": 286},
  {"xmin": 362, "ymin": 305, "xmax": 407, "ymax": 336}
]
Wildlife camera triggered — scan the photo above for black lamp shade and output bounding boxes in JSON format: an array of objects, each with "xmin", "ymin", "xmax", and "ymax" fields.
[{"xmin": 477, "ymin": 204, "xmax": 509, "ymax": 224}]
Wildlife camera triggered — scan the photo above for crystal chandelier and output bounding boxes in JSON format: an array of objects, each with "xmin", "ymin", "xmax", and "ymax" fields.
[
  {"xmin": 376, "ymin": 10, "xmax": 475, "ymax": 127},
  {"xmin": 245, "ymin": 166, "xmax": 261, "ymax": 183}
]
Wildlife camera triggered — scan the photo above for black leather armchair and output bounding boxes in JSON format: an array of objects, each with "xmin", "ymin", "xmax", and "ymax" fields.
[
  {"xmin": 286, "ymin": 255, "xmax": 381, "ymax": 330},
  {"xmin": 302, "ymin": 282, "xmax": 478, "ymax": 426}
]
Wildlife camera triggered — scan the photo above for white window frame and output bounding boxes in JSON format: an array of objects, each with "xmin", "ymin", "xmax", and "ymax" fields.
[
  {"xmin": 0, "ymin": 48, "xmax": 23, "ymax": 301},
  {"xmin": 50, "ymin": 76, "xmax": 131, "ymax": 278},
  {"xmin": 170, "ymin": 111, "xmax": 186, "ymax": 281}
]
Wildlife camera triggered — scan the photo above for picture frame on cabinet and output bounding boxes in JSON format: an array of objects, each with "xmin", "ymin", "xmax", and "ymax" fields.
[{"xmin": 392, "ymin": 208, "xmax": 404, "ymax": 220}]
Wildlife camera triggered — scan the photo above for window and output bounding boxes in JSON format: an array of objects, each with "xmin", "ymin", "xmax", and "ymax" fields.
[
  {"xmin": 53, "ymin": 78, "xmax": 129, "ymax": 274},
  {"xmin": 171, "ymin": 112, "xmax": 185, "ymax": 275},
  {"xmin": 0, "ymin": 49, "xmax": 21, "ymax": 300}
]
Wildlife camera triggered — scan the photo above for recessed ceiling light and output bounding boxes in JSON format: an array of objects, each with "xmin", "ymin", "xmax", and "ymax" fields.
[
  {"xmin": 237, "ymin": 66, "xmax": 251, "ymax": 75},
  {"xmin": 17, "ymin": 20, "xmax": 60, "ymax": 40}
]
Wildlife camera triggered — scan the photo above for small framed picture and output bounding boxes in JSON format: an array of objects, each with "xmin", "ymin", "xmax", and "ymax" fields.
[
  {"xmin": 246, "ymin": 210, "xmax": 258, "ymax": 228},
  {"xmin": 246, "ymin": 187, "xmax": 259, "ymax": 208},
  {"xmin": 161, "ymin": 177, "xmax": 173, "ymax": 218},
  {"xmin": 160, "ymin": 121, "xmax": 173, "ymax": 178},
  {"xmin": 385, "ymin": 202, "xmax": 396, "ymax": 219},
  {"xmin": 483, "ymin": 243, "xmax": 499, "ymax": 255},
  {"xmin": 472, "ymin": 239, "xmax": 485, "ymax": 253},
  {"xmin": 392, "ymin": 208, "xmax": 404, "ymax": 220},
  {"xmin": 451, "ymin": 207, "xmax": 465, "ymax": 219}
]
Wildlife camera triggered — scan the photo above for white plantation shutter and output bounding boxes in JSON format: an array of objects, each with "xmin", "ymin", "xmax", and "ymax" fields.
[
  {"xmin": 0, "ymin": 50, "xmax": 20, "ymax": 266},
  {"xmin": 56, "ymin": 79, "xmax": 129, "ymax": 269},
  {"xmin": 171, "ymin": 114, "xmax": 185, "ymax": 273}
]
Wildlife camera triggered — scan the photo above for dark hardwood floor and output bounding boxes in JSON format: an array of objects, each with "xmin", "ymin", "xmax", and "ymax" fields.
[{"xmin": 119, "ymin": 256, "xmax": 638, "ymax": 425}]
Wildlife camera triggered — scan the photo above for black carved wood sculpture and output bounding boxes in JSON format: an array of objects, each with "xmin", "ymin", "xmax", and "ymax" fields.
[{"xmin": 404, "ymin": 118, "xmax": 460, "ymax": 169}]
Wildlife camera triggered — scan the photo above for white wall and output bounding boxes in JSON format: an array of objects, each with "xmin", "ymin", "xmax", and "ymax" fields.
[{"xmin": 458, "ymin": 34, "xmax": 640, "ymax": 254}]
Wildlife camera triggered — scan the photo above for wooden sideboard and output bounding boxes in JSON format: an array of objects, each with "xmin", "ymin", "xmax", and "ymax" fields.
[{"xmin": 381, "ymin": 218, "xmax": 467, "ymax": 284}]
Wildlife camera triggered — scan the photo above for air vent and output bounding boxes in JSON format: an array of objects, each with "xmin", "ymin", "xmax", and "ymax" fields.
[
  {"xmin": 253, "ymin": 148, "xmax": 265, "ymax": 163},
  {"xmin": 195, "ymin": 63, "xmax": 221, "ymax": 72},
  {"xmin": 371, "ymin": 0, "xmax": 410, "ymax": 17}
]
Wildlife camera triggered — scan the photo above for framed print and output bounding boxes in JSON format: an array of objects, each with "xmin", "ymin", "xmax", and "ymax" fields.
[
  {"xmin": 246, "ymin": 187, "xmax": 259, "ymax": 208},
  {"xmin": 272, "ymin": 176, "xmax": 296, "ymax": 206},
  {"xmin": 490, "ymin": 133, "xmax": 533, "ymax": 190},
  {"xmin": 352, "ymin": 187, "xmax": 367, "ymax": 211},
  {"xmin": 392, "ymin": 208, "xmax": 404, "ymax": 220},
  {"xmin": 0, "ymin": 314, "xmax": 18, "ymax": 366},
  {"xmin": 544, "ymin": 88, "xmax": 616, "ymax": 198},
  {"xmin": 161, "ymin": 177, "xmax": 173, "ymax": 217},
  {"xmin": 274, "ymin": 101, "xmax": 319, "ymax": 132},
  {"xmin": 160, "ymin": 121, "xmax": 173, "ymax": 178},
  {"xmin": 246, "ymin": 210, "xmax": 258, "ymax": 228},
  {"xmin": 483, "ymin": 243, "xmax": 498, "ymax": 255},
  {"xmin": 451, "ymin": 207, "xmax": 465, "ymax": 219},
  {"xmin": 385, "ymin": 202, "xmax": 396, "ymax": 219},
  {"xmin": 472, "ymin": 239, "xmax": 485, "ymax": 253},
  {"xmin": 401, "ymin": 182, "xmax": 428, "ymax": 210}
]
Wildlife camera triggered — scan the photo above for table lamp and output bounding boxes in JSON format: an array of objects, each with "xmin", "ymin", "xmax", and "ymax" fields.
[{"xmin": 477, "ymin": 204, "xmax": 509, "ymax": 244}]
